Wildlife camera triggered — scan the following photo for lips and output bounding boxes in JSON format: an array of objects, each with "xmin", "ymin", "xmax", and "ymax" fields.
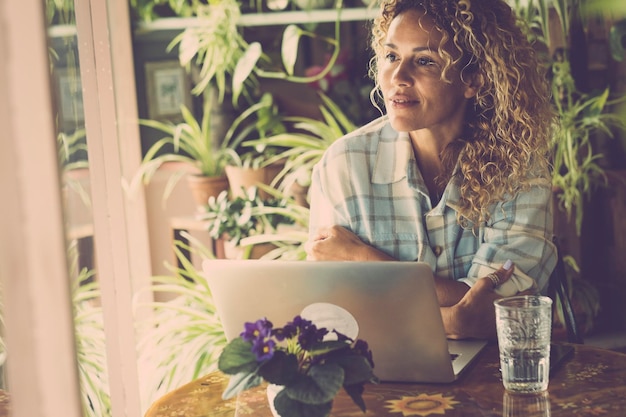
[
  {"xmin": 388, "ymin": 95, "xmax": 419, "ymax": 109},
  {"xmin": 388, "ymin": 93, "xmax": 419, "ymax": 107}
]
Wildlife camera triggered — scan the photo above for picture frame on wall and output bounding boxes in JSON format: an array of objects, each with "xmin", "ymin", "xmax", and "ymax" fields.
[{"xmin": 144, "ymin": 60, "xmax": 193, "ymax": 122}]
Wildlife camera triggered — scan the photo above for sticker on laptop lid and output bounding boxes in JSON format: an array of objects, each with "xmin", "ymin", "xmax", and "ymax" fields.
[{"xmin": 301, "ymin": 302, "xmax": 359, "ymax": 340}]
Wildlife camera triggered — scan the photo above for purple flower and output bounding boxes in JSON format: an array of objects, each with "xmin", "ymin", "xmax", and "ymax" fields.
[
  {"xmin": 252, "ymin": 338, "xmax": 276, "ymax": 362},
  {"xmin": 241, "ymin": 318, "xmax": 273, "ymax": 342},
  {"xmin": 353, "ymin": 339, "xmax": 375, "ymax": 368},
  {"xmin": 273, "ymin": 315, "xmax": 309, "ymax": 341},
  {"xmin": 298, "ymin": 325, "xmax": 328, "ymax": 350},
  {"xmin": 271, "ymin": 315, "xmax": 329, "ymax": 349},
  {"xmin": 332, "ymin": 330, "xmax": 352, "ymax": 342}
]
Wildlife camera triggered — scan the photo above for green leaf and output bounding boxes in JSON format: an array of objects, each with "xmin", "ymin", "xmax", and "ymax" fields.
[
  {"xmin": 281, "ymin": 25, "xmax": 301, "ymax": 76},
  {"xmin": 258, "ymin": 351, "xmax": 299, "ymax": 386},
  {"xmin": 343, "ymin": 383, "xmax": 367, "ymax": 412},
  {"xmin": 328, "ymin": 354, "xmax": 376, "ymax": 385},
  {"xmin": 222, "ymin": 371, "xmax": 263, "ymax": 399},
  {"xmin": 217, "ymin": 338, "xmax": 258, "ymax": 375},
  {"xmin": 307, "ymin": 340, "xmax": 351, "ymax": 357},
  {"xmin": 233, "ymin": 42, "xmax": 262, "ymax": 103},
  {"xmin": 286, "ymin": 363, "xmax": 344, "ymax": 405},
  {"xmin": 274, "ymin": 389, "xmax": 333, "ymax": 417}
]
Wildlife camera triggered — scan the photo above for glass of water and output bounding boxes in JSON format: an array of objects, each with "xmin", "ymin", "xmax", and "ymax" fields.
[{"xmin": 494, "ymin": 295, "xmax": 553, "ymax": 393}]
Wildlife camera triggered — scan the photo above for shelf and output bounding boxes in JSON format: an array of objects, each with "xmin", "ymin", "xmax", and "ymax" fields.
[
  {"xmin": 134, "ymin": 7, "xmax": 377, "ymax": 35},
  {"xmin": 48, "ymin": 24, "xmax": 77, "ymax": 38}
]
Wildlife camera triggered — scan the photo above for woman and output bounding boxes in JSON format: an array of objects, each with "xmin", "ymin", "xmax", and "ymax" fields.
[{"xmin": 306, "ymin": 0, "xmax": 557, "ymax": 339}]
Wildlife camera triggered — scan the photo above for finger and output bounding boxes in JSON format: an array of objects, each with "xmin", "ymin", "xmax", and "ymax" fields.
[
  {"xmin": 312, "ymin": 226, "xmax": 331, "ymax": 241},
  {"xmin": 486, "ymin": 259, "xmax": 515, "ymax": 289}
]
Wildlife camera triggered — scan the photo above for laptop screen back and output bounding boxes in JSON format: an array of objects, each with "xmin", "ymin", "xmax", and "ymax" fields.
[{"xmin": 203, "ymin": 259, "xmax": 456, "ymax": 383}]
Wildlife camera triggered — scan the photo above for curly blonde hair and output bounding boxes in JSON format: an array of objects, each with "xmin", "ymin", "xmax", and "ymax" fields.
[{"xmin": 370, "ymin": 0, "xmax": 556, "ymax": 226}]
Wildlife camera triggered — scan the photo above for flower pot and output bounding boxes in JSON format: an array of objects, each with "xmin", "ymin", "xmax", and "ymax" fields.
[
  {"xmin": 266, "ymin": 384, "xmax": 283, "ymax": 417},
  {"xmin": 224, "ymin": 163, "xmax": 284, "ymax": 200},
  {"xmin": 286, "ymin": 181, "xmax": 309, "ymax": 208},
  {"xmin": 222, "ymin": 238, "xmax": 277, "ymax": 259},
  {"xmin": 186, "ymin": 174, "xmax": 229, "ymax": 210}
]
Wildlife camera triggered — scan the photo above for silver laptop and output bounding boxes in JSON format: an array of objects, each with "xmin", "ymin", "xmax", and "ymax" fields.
[{"xmin": 202, "ymin": 259, "xmax": 486, "ymax": 383}]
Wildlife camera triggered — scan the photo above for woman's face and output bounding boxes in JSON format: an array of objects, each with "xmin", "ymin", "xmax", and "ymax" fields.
[{"xmin": 378, "ymin": 9, "xmax": 477, "ymax": 137}]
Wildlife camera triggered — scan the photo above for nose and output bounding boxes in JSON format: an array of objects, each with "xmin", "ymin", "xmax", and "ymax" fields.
[{"xmin": 391, "ymin": 61, "xmax": 413, "ymax": 86}]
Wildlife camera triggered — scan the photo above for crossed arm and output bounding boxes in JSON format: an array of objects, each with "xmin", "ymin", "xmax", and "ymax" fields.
[{"xmin": 306, "ymin": 225, "xmax": 516, "ymax": 340}]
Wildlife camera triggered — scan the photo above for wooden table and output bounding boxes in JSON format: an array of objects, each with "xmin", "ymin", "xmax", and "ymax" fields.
[{"xmin": 144, "ymin": 343, "xmax": 626, "ymax": 417}]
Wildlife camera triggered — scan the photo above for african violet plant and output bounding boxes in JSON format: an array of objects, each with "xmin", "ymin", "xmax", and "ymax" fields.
[{"xmin": 218, "ymin": 315, "xmax": 377, "ymax": 417}]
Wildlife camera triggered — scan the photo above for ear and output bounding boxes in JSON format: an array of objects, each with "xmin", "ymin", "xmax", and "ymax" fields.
[{"xmin": 462, "ymin": 72, "xmax": 483, "ymax": 99}]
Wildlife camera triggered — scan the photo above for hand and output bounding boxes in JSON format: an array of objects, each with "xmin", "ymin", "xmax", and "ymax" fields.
[
  {"xmin": 306, "ymin": 225, "xmax": 393, "ymax": 261},
  {"xmin": 444, "ymin": 261, "xmax": 515, "ymax": 340}
]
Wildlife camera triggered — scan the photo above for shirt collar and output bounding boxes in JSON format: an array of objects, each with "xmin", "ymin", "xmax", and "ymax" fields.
[
  {"xmin": 370, "ymin": 122, "xmax": 465, "ymax": 213},
  {"xmin": 372, "ymin": 125, "xmax": 412, "ymax": 185}
]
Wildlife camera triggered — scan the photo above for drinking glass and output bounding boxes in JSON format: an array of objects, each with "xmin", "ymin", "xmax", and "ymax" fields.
[{"xmin": 494, "ymin": 295, "xmax": 553, "ymax": 393}]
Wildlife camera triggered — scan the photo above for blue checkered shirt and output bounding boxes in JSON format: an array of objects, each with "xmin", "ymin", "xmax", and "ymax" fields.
[{"xmin": 308, "ymin": 117, "xmax": 557, "ymax": 296}]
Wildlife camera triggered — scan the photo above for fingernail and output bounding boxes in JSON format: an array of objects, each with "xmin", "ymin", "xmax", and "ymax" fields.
[{"xmin": 503, "ymin": 259, "xmax": 513, "ymax": 270}]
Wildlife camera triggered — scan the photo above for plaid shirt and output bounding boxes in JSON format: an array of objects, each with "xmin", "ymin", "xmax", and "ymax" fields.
[{"xmin": 308, "ymin": 117, "xmax": 557, "ymax": 296}]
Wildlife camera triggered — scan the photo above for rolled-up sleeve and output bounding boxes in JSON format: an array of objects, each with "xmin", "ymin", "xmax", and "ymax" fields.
[{"xmin": 459, "ymin": 180, "xmax": 557, "ymax": 296}]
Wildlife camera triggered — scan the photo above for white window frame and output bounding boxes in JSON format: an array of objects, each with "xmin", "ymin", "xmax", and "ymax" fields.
[
  {"xmin": 0, "ymin": 0, "xmax": 84, "ymax": 416},
  {"xmin": 0, "ymin": 0, "xmax": 152, "ymax": 415}
]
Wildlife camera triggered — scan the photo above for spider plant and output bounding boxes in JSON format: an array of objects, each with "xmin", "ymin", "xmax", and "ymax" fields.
[
  {"xmin": 550, "ymin": 62, "xmax": 624, "ymax": 232},
  {"xmin": 46, "ymin": 0, "xmax": 75, "ymax": 25},
  {"xmin": 509, "ymin": 0, "xmax": 626, "ymax": 233},
  {"xmin": 130, "ymin": 0, "xmax": 201, "ymax": 22},
  {"xmin": 135, "ymin": 236, "xmax": 226, "ymax": 410},
  {"xmin": 58, "ymin": 128, "xmax": 91, "ymax": 207},
  {"xmin": 168, "ymin": 0, "xmax": 344, "ymax": 105},
  {"xmin": 244, "ymin": 93, "xmax": 357, "ymax": 191},
  {"xmin": 170, "ymin": 0, "xmax": 255, "ymax": 103},
  {"xmin": 70, "ymin": 260, "xmax": 111, "ymax": 417},
  {"xmin": 130, "ymin": 92, "xmax": 285, "ymax": 201}
]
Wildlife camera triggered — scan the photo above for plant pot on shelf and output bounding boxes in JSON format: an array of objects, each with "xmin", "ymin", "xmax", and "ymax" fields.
[
  {"xmin": 186, "ymin": 174, "xmax": 229, "ymax": 210},
  {"xmin": 285, "ymin": 180, "xmax": 309, "ymax": 208},
  {"xmin": 225, "ymin": 162, "xmax": 284, "ymax": 200},
  {"xmin": 220, "ymin": 238, "xmax": 277, "ymax": 260}
]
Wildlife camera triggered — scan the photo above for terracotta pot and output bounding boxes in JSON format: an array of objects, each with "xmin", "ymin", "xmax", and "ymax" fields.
[
  {"xmin": 286, "ymin": 181, "xmax": 309, "ymax": 208},
  {"xmin": 225, "ymin": 163, "xmax": 284, "ymax": 200},
  {"xmin": 222, "ymin": 239, "xmax": 277, "ymax": 260},
  {"xmin": 186, "ymin": 174, "xmax": 229, "ymax": 210}
]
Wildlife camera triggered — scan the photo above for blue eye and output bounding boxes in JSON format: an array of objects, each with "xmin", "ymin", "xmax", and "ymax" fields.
[
  {"xmin": 417, "ymin": 57, "xmax": 435, "ymax": 66},
  {"xmin": 385, "ymin": 53, "xmax": 398, "ymax": 63}
]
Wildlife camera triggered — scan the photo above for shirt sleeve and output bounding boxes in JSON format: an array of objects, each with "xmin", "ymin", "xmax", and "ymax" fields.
[
  {"xmin": 307, "ymin": 163, "xmax": 339, "ymax": 241},
  {"xmin": 458, "ymin": 180, "xmax": 557, "ymax": 296}
]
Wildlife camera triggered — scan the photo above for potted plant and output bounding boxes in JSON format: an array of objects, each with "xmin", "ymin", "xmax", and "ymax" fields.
[
  {"xmin": 510, "ymin": 0, "xmax": 626, "ymax": 335},
  {"xmin": 132, "ymin": 90, "xmax": 292, "ymax": 208},
  {"xmin": 168, "ymin": 0, "xmax": 344, "ymax": 106},
  {"xmin": 135, "ymin": 237, "xmax": 227, "ymax": 409},
  {"xmin": 200, "ymin": 186, "xmax": 296, "ymax": 259},
  {"xmin": 129, "ymin": 95, "xmax": 238, "ymax": 208},
  {"xmin": 244, "ymin": 92, "xmax": 357, "ymax": 206},
  {"xmin": 57, "ymin": 128, "xmax": 91, "ymax": 207},
  {"xmin": 234, "ymin": 183, "xmax": 311, "ymax": 260},
  {"xmin": 218, "ymin": 315, "xmax": 377, "ymax": 417},
  {"xmin": 130, "ymin": 0, "xmax": 199, "ymax": 22},
  {"xmin": 223, "ymin": 92, "xmax": 293, "ymax": 199},
  {"xmin": 169, "ymin": 0, "xmax": 257, "ymax": 105},
  {"xmin": 510, "ymin": 0, "xmax": 626, "ymax": 234}
]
